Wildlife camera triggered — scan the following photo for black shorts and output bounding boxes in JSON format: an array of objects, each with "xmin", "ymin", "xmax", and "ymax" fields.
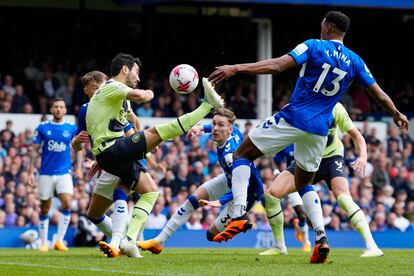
[
  {"xmin": 96, "ymin": 131, "xmax": 147, "ymax": 190},
  {"xmin": 286, "ymin": 155, "xmax": 347, "ymax": 190}
]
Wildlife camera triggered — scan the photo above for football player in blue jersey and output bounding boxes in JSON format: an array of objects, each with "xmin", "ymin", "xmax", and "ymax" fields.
[
  {"xmin": 209, "ymin": 11, "xmax": 409, "ymax": 263},
  {"xmin": 137, "ymin": 108, "xmax": 264, "ymax": 254},
  {"xmin": 28, "ymin": 98, "xmax": 78, "ymax": 252}
]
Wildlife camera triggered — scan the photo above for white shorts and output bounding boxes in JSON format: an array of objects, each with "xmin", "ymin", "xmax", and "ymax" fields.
[
  {"xmin": 249, "ymin": 116, "xmax": 327, "ymax": 172},
  {"xmin": 287, "ymin": 192, "xmax": 303, "ymax": 207},
  {"xmin": 94, "ymin": 171, "xmax": 121, "ymax": 201},
  {"xmin": 39, "ymin": 174, "xmax": 73, "ymax": 200},
  {"xmin": 202, "ymin": 173, "xmax": 229, "ymax": 201},
  {"xmin": 200, "ymin": 173, "xmax": 233, "ymax": 232}
]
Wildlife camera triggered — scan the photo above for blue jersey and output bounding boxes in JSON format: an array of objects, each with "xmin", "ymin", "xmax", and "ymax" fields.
[
  {"xmin": 204, "ymin": 124, "xmax": 264, "ymax": 209},
  {"xmin": 76, "ymin": 103, "xmax": 133, "ymax": 135},
  {"xmin": 273, "ymin": 144, "xmax": 294, "ymax": 166},
  {"xmin": 33, "ymin": 120, "xmax": 77, "ymax": 175},
  {"xmin": 279, "ymin": 39, "xmax": 375, "ymax": 136}
]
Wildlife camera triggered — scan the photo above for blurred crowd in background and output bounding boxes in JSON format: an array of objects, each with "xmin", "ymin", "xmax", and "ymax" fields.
[
  {"xmin": 0, "ymin": 65, "xmax": 414, "ymax": 236},
  {"xmin": 1, "ymin": 57, "xmax": 414, "ymax": 120}
]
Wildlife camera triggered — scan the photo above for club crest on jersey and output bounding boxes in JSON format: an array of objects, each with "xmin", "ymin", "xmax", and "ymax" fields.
[
  {"xmin": 62, "ymin": 130, "xmax": 70, "ymax": 138},
  {"xmin": 132, "ymin": 133, "xmax": 141, "ymax": 143},
  {"xmin": 46, "ymin": 130, "xmax": 52, "ymax": 136}
]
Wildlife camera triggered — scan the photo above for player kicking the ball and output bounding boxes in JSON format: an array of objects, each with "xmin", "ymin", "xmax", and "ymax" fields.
[
  {"xmin": 85, "ymin": 53, "xmax": 224, "ymax": 256},
  {"xmin": 72, "ymin": 70, "xmax": 156, "ymax": 258}
]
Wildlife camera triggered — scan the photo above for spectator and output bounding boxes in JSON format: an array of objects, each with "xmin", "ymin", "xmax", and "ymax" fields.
[
  {"xmin": 171, "ymin": 166, "xmax": 191, "ymax": 196},
  {"xmin": 2, "ymin": 75, "xmax": 16, "ymax": 96},
  {"xmin": 390, "ymin": 203, "xmax": 410, "ymax": 232},
  {"xmin": 145, "ymin": 201, "xmax": 167, "ymax": 229},
  {"xmin": 136, "ymin": 102, "xmax": 154, "ymax": 117},
  {"xmin": 4, "ymin": 202, "xmax": 18, "ymax": 226},
  {"xmin": 372, "ymin": 157, "xmax": 391, "ymax": 194},
  {"xmin": 185, "ymin": 212, "xmax": 202, "ymax": 230},
  {"xmin": 11, "ymin": 85, "xmax": 30, "ymax": 113}
]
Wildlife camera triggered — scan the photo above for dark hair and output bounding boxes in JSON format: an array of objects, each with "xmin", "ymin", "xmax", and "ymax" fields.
[
  {"xmin": 213, "ymin": 107, "xmax": 236, "ymax": 125},
  {"xmin": 50, "ymin": 98, "xmax": 65, "ymax": 107},
  {"xmin": 110, "ymin": 53, "xmax": 142, "ymax": 77},
  {"xmin": 81, "ymin": 71, "xmax": 107, "ymax": 86},
  {"xmin": 325, "ymin": 11, "xmax": 350, "ymax": 33}
]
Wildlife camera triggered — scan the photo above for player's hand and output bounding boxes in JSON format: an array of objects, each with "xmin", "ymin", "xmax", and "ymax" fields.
[
  {"xmin": 393, "ymin": 112, "xmax": 409, "ymax": 132},
  {"xmin": 351, "ymin": 156, "xmax": 366, "ymax": 176},
  {"xmin": 75, "ymin": 131, "xmax": 90, "ymax": 144},
  {"xmin": 198, "ymin": 199, "xmax": 222, "ymax": 208},
  {"xmin": 185, "ymin": 125, "xmax": 203, "ymax": 141},
  {"xmin": 208, "ymin": 65, "xmax": 238, "ymax": 84},
  {"xmin": 87, "ymin": 161, "xmax": 102, "ymax": 181}
]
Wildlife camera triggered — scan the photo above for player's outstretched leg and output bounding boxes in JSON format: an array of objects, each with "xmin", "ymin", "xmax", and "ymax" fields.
[
  {"xmin": 259, "ymin": 193, "xmax": 287, "ymax": 256},
  {"xmin": 337, "ymin": 194, "xmax": 383, "ymax": 257},
  {"xmin": 154, "ymin": 78, "xmax": 223, "ymax": 142},
  {"xmin": 138, "ymin": 194, "xmax": 201, "ymax": 254},
  {"xmin": 298, "ymin": 185, "xmax": 330, "ymax": 263}
]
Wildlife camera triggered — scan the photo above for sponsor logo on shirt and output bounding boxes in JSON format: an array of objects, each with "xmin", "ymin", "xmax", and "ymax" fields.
[{"xmin": 48, "ymin": 140, "xmax": 67, "ymax": 152}]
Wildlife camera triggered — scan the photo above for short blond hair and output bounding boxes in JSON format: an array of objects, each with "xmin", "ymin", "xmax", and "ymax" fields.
[
  {"xmin": 213, "ymin": 108, "xmax": 236, "ymax": 125},
  {"xmin": 81, "ymin": 71, "xmax": 107, "ymax": 86}
]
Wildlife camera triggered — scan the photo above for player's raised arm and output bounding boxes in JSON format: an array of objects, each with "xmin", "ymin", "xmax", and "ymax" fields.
[
  {"xmin": 365, "ymin": 83, "xmax": 409, "ymax": 131},
  {"xmin": 208, "ymin": 55, "xmax": 297, "ymax": 84},
  {"xmin": 126, "ymin": 88, "xmax": 154, "ymax": 103}
]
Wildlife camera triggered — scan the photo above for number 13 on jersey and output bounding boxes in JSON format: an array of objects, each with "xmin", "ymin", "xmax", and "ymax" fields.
[{"xmin": 312, "ymin": 63, "xmax": 347, "ymax": 96}]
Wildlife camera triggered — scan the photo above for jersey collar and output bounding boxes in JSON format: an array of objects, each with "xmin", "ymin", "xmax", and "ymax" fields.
[
  {"xmin": 330, "ymin": 39, "xmax": 344, "ymax": 45},
  {"xmin": 50, "ymin": 120, "xmax": 66, "ymax": 125},
  {"xmin": 217, "ymin": 135, "xmax": 233, "ymax": 149}
]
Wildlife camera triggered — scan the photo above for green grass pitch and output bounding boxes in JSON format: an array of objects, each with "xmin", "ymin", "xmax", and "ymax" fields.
[{"xmin": 0, "ymin": 248, "xmax": 412, "ymax": 275}]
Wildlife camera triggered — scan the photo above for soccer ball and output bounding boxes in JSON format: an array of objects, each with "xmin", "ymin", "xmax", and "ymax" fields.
[{"xmin": 169, "ymin": 64, "xmax": 199, "ymax": 94}]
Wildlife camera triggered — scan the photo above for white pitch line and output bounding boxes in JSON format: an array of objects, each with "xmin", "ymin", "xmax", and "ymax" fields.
[{"xmin": 0, "ymin": 261, "xmax": 161, "ymax": 275}]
